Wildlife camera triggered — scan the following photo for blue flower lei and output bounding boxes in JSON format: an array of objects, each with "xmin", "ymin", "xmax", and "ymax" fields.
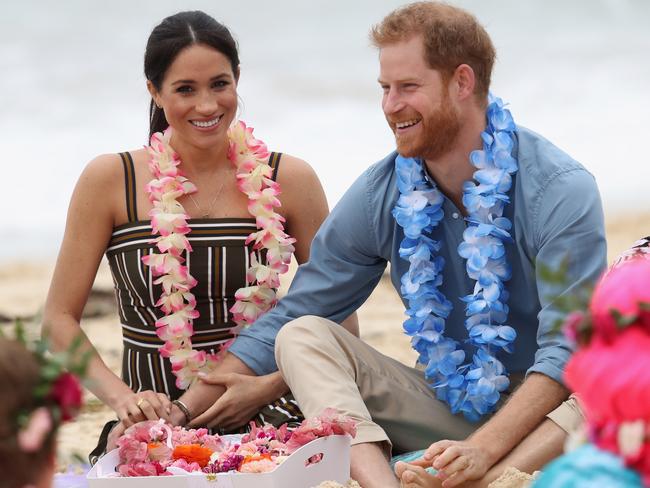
[{"xmin": 392, "ymin": 95, "xmax": 518, "ymax": 421}]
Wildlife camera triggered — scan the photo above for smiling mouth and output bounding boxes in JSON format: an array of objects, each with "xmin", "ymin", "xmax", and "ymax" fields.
[
  {"xmin": 395, "ymin": 118, "xmax": 421, "ymax": 130},
  {"xmin": 190, "ymin": 115, "xmax": 223, "ymax": 128}
]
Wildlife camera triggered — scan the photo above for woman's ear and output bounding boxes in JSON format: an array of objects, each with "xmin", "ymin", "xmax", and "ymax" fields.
[{"xmin": 146, "ymin": 80, "xmax": 162, "ymax": 108}]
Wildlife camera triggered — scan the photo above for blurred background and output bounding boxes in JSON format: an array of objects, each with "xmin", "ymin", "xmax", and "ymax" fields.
[{"xmin": 1, "ymin": 0, "xmax": 649, "ymax": 261}]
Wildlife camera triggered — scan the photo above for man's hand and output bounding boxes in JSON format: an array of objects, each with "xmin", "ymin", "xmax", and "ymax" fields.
[
  {"xmin": 188, "ymin": 372, "xmax": 277, "ymax": 429},
  {"xmin": 413, "ymin": 439, "xmax": 494, "ymax": 487}
]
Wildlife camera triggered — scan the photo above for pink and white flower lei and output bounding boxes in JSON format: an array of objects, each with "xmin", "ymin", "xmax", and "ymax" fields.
[
  {"xmin": 227, "ymin": 121, "xmax": 296, "ymax": 329},
  {"xmin": 142, "ymin": 121, "xmax": 295, "ymax": 390}
]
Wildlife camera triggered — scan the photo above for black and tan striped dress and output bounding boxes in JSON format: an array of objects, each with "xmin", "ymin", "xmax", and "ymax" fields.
[{"xmin": 105, "ymin": 151, "xmax": 301, "ymax": 426}]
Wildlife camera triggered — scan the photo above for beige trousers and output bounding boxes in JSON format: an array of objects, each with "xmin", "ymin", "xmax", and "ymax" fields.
[{"xmin": 275, "ymin": 316, "xmax": 582, "ymax": 454}]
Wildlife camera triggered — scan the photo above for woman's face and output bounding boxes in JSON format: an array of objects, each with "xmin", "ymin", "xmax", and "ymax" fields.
[{"xmin": 149, "ymin": 43, "xmax": 238, "ymax": 152}]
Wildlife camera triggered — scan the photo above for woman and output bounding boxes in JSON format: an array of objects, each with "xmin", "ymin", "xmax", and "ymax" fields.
[{"xmin": 42, "ymin": 10, "xmax": 357, "ymax": 457}]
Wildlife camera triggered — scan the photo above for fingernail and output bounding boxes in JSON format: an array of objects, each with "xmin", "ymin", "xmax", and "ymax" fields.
[{"xmin": 197, "ymin": 372, "xmax": 207, "ymax": 378}]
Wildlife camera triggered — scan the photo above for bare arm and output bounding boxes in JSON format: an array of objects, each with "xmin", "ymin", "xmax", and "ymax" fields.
[
  {"xmin": 177, "ymin": 154, "xmax": 359, "ymax": 427},
  {"xmin": 43, "ymin": 155, "xmax": 170, "ymax": 424},
  {"xmin": 467, "ymin": 373, "xmax": 567, "ymax": 461}
]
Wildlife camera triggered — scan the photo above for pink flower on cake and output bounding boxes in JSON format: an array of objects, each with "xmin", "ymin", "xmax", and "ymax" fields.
[
  {"xmin": 286, "ymin": 408, "xmax": 358, "ymax": 452},
  {"xmin": 147, "ymin": 442, "xmax": 172, "ymax": 462},
  {"xmin": 118, "ymin": 461, "xmax": 170, "ymax": 477},
  {"xmin": 117, "ymin": 437, "xmax": 149, "ymax": 465},
  {"xmin": 239, "ymin": 455, "xmax": 276, "ymax": 473},
  {"xmin": 114, "ymin": 411, "xmax": 357, "ymax": 478}
]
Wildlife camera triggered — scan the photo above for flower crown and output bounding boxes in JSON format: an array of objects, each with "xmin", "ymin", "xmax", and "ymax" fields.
[{"xmin": 2, "ymin": 320, "xmax": 88, "ymax": 453}]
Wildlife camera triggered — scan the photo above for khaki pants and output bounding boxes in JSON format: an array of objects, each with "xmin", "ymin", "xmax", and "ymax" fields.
[{"xmin": 275, "ymin": 316, "xmax": 582, "ymax": 454}]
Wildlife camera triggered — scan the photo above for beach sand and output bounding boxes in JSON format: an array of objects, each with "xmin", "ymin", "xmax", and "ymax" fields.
[{"xmin": 0, "ymin": 211, "xmax": 645, "ymax": 485}]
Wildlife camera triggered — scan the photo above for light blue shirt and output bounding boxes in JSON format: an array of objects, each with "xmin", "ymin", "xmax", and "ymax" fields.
[{"xmin": 230, "ymin": 126, "xmax": 607, "ymax": 385}]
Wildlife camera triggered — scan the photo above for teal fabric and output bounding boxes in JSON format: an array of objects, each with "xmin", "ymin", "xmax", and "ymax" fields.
[
  {"xmin": 390, "ymin": 450, "xmax": 426, "ymax": 468},
  {"xmin": 532, "ymin": 444, "xmax": 641, "ymax": 487},
  {"xmin": 390, "ymin": 450, "xmax": 437, "ymax": 476}
]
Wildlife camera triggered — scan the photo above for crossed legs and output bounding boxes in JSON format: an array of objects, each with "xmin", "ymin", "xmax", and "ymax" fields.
[
  {"xmin": 275, "ymin": 316, "xmax": 475, "ymax": 487},
  {"xmin": 275, "ymin": 316, "xmax": 576, "ymax": 487}
]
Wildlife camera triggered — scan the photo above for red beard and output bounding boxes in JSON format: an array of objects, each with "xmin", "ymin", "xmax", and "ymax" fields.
[{"xmin": 392, "ymin": 89, "xmax": 461, "ymax": 161}]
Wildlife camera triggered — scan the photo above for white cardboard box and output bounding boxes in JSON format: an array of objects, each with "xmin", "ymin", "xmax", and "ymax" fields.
[{"xmin": 87, "ymin": 434, "xmax": 350, "ymax": 488}]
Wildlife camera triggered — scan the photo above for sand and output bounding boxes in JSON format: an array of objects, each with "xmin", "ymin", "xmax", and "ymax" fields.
[{"xmin": 1, "ymin": 211, "xmax": 646, "ymax": 485}]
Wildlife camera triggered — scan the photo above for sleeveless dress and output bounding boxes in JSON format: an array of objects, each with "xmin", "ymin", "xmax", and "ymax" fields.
[{"xmin": 108, "ymin": 152, "xmax": 301, "ymax": 418}]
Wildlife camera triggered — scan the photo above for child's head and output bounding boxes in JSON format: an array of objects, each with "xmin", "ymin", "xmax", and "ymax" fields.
[
  {"xmin": 564, "ymin": 257, "xmax": 650, "ymax": 483},
  {"xmin": 0, "ymin": 337, "xmax": 57, "ymax": 487}
]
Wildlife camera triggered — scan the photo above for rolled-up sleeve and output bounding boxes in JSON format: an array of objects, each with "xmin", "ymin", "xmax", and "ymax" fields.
[
  {"xmin": 527, "ymin": 168, "xmax": 607, "ymax": 383},
  {"xmin": 229, "ymin": 170, "xmax": 388, "ymax": 375}
]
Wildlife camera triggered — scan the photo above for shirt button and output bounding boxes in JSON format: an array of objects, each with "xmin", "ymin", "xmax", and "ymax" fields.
[{"xmin": 452, "ymin": 212, "xmax": 460, "ymax": 219}]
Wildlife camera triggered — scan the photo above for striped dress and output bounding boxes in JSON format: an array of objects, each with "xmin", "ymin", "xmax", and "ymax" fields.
[{"xmin": 105, "ymin": 151, "xmax": 301, "ymax": 426}]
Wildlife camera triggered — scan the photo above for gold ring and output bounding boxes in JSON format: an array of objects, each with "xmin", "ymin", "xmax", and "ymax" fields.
[{"xmin": 136, "ymin": 398, "xmax": 145, "ymax": 407}]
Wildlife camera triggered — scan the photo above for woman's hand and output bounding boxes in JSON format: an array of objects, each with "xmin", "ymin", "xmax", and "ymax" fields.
[
  {"xmin": 112, "ymin": 390, "xmax": 172, "ymax": 427},
  {"xmin": 188, "ymin": 372, "xmax": 284, "ymax": 429}
]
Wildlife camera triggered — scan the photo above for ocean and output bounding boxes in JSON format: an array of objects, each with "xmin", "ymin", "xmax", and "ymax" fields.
[{"xmin": 1, "ymin": 0, "xmax": 649, "ymax": 260}]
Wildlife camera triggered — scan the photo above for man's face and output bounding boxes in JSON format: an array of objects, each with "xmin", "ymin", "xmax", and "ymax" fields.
[{"xmin": 379, "ymin": 36, "xmax": 460, "ymax": 160}]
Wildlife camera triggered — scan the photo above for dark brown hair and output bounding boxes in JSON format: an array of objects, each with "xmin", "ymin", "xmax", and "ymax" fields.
[
  {"xmin": 370, "ymin": 1, "xmax": 495, "ymax": 101},
  {"xmin": 144, "ymin": 11, "xmax": 240, "ymax": 139},
  {"xmin": 0, "ymin": 338, "xmax": 56, "ymax": 487}
]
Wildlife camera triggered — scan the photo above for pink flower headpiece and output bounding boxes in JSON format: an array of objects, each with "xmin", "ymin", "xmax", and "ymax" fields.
[{"xmin": 563, "ymin": 257, "xmax": 650, "ymax": 482}]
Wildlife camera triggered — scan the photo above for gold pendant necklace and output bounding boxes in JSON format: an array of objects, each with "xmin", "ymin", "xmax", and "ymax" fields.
[{"xmin": 188, "ymin": 176, "xmax": 227, "ymax": 219}]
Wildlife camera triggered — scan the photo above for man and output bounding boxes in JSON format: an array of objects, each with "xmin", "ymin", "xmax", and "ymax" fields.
[{"xmin": 199, "ymin": 3, "xmax": 606, "ymax": 487}]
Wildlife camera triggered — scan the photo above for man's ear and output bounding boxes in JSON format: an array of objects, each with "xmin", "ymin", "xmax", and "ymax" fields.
[
  {"xmin": 451, "ymin": 64, "xmax": 476, "ymax": 101},
  {"xmin": 147, "ymin": 80, "xmax": 162, "ymax": 108}
]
